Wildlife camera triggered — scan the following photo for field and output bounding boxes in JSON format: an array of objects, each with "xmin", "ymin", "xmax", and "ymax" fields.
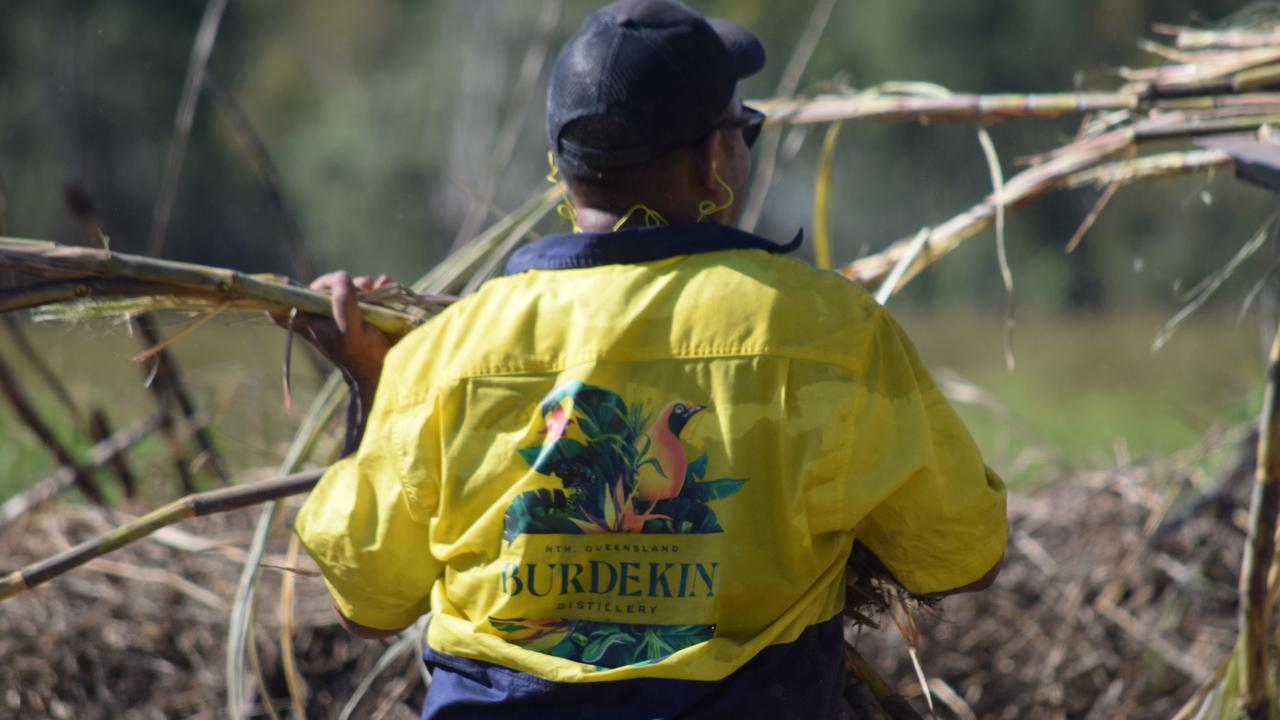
[
  {"xmin": 0, "ymin": 316, "xmax": 323, "ymax": 501},
  {"xmin": 902, "ymin": 308, "xmax": 1264, "ymax": 483}
]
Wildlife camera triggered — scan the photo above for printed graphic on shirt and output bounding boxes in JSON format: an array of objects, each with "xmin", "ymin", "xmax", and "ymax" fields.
[
  {"xmin": 486, "ymin": 616, "xmax": 714, "ymax": 668},
  {"xmin": 502, "ymin": 381, "xmax": 747, "ymax": 541}
]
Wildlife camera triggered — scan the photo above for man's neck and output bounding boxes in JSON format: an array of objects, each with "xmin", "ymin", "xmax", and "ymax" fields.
[{"xmin": 573, "ymin": 204, "xmax": 722, "ymax": 232}]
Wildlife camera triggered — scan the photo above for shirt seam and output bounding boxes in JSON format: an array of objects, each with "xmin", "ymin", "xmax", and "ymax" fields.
[{"xmin": 381, "ymin": 345, "xmax": 865, "ymax": 409}]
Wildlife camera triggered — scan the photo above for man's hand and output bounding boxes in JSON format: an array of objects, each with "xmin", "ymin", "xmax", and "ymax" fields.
[
  {"xmin": 276, "ymin": 271, "xmax": 393, "ymax": 451},
  {"xmin": 293, "ymin": 271, "xmax": 392, "ymax": 386}
]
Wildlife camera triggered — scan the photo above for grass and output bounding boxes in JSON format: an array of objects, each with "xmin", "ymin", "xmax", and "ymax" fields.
[{"xmin": 899, "ymin": 307, "xmax": 1264, "ymax": 486}]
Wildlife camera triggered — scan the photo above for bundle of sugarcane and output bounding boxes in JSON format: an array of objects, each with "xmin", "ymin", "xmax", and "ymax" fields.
[
  {"xmin": 745, "ymin": 20, "xmax": 1280, "ymax": 297},
  {"xmin": 0, "ymin": 237, "xmax": 453, "ymax": 339}
]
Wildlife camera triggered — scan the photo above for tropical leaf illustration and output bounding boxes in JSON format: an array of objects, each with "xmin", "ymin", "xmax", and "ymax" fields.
[
  {"xmin": 648, "ymin": 497, "xmax": 723, "ymax": 534},
  {"xmin": 679, "ymin": 452, "xmax": 746, "ymax": 502},
  {"xmin": 502, "ymin": 488, "xmax": 584, "ymax": 541},
  {"xmin": 519, "ymin": 437, "xmax": 587, "ymax": 474},
  {"xmin": 489, "ymin": 617, "xmax": 714, "ymax": 668},
  {"xmin": 581, "ymin": 629, "xmax": 636, "ymax": 664},
  {"xmin": 486, "ymin": 616, "xmax": 573, "ymax": 653}
]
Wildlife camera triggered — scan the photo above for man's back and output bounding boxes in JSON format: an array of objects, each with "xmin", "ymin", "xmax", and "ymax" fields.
[
  {"xmin": 296, "ymin": 226, "xmax": 1007, "ymax": 717},
  {"xmin": 291, "ymin": 3, "xmax": 1005, "ymax": 717}
]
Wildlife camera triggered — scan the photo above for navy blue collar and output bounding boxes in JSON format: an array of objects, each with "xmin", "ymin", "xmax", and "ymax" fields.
[{"xmin": 503, "ymin": 224, "xmax": 804, "ymax": 275}]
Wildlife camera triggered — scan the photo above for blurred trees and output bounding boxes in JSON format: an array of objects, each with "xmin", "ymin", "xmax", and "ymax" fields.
[{"xmin": 1, "ymin": 0, "xmax": 1275, "ymax": 312}]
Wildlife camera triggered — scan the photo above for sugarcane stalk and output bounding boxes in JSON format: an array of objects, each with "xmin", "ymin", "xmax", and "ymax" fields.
[
  {"xmin": 448, "ymin": 0, "xmax": 561, "ymax": 253},
  {"xmin": 845, "ymin": 643, "xmax": 923, "ymax": 720},
  {"xmin": 1156, "ymin": 93, "xmax": 1280, "ymax": 110},
  {"xmin": 88, "ymin": 408, "xmax": 138, "ymax": 498},
  {"xmin": 0, "ymin": 349, "xmax": 104, "ymax": 505},
  {"xmin": 60, "ymin": 183, "xmax": 234, "ymax": 491},
  {"xmin": 739, "ymin": 0, "xmax": 837, "ymax": 231},
  {"xmin": 135, "ymin": 314, "xmax": 229, "ymax": 486},
  {"xmin": 1063, "ymin": 148, "xmax": 1232, "ymax": 188},
  {"xmin": 152, "ymin": 399, "xmax": 198, "ymax": 495},
  {"xmin": 1122, "ymin": 45, "xmax": 1280, "ymax": 83},
  {"xmin": 1133, "ymin": 112, "xmax": 1280, "ymax": 141},
  {"xmin": 227, "ymin": 189, "xmax": 556, "ymax": 715},
  {"xmin": 2, "ymin": 316, "xmax": 80, "ymax": 421},
  {"xmin": 0, "ymin": 468, "xmax": 324, "ymax": 601},
  {"xmin": 755, "ymin": 90, "xmax": 1136, "ymax": 127},
  {"xmin": 1143, "ymin": 62, "xmax": 1280, "ymax": 99},
  {"xmin": 414, "ymin": 186, "xmax": 559, "ymax": 295},
  {"xmin": 843, "ymin": 125, "xmax": 1130, "ymax": 291},
  {"xmin": 1167, "ymin": 27, "xmax": 1280, "ymax": 50},
  {"xmin": 0, "ymin": 277, "xmax": 219, "ymax": 313},
  {"xmin": 202, "ymin": 75, "xmax": 315, "ymax": 281},
  {"xmin": 1238, "ymin": 323, "xmax": 1280, "ymax": 719},
  {"xmin": 0, "ymin": 411, "xmax": 163, "ymax": 528},
  {"xmin": 147, "ymin": 0, "xmax": 228, "ymax": 258},
  {"xmin": 0, "ymin": 239, "xmax": 446, "ymax": 338},
  {"xmin": 844, "ymin": 142, "xmax": 1236, "ymax": 295},
  {"xmin": 278, "ymin": 533, "xmax": 309, "ymax": 718}
]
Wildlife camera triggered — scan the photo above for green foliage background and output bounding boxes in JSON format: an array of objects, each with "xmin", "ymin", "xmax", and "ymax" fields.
[
  {"xmin": 2, "ymin": 0, "xmax": 1274, "ymax": 309},
  {"xmin": 0, "ymin": 1, "xmax": 1276, "ymax": 493}
]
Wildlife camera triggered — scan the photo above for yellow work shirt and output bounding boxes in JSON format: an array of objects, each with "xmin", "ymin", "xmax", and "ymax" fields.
[{"xmin": 295, "ymin": 229, "xmax": 1007, "ymax": 684}]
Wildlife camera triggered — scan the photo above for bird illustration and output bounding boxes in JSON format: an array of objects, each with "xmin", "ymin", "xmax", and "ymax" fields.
[{"xmin": 635, "ymin": 401, "xmax": 705, "ymax": 503}]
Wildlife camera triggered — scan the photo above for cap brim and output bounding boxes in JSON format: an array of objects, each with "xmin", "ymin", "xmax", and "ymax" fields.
[{"xmin": 708, "ymin": 17, "xmax": 765, "ymax": 79}]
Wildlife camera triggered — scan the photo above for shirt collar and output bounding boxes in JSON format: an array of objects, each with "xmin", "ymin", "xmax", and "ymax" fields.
[{"xmin": 503, "ymin": 224, "xmax": 804, "ymax": 275}]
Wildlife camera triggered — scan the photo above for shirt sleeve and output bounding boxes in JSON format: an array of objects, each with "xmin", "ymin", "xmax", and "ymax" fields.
[
  {"xmin": 848, "ymin": 309, "xmax": 1008, "ymax": 595},
  {"xmin": 294, "ymin": 368, "xmax": 443, "ymax": 631}
]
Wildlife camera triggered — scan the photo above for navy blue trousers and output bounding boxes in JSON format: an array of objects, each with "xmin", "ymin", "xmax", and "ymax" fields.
[{"xmin": 420, "ymin": 616, "xmax": 847, "ymax": 719}]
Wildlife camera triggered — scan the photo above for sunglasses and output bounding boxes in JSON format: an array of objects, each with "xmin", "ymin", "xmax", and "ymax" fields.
[{"xmin": 718, "ymin": 105, "xmax": 766, "ymax": 149}]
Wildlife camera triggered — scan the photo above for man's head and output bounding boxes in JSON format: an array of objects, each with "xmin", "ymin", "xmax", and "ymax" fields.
[{"xmin": 547, "ymin": 0, "xmax": 766, "ymax": 227}]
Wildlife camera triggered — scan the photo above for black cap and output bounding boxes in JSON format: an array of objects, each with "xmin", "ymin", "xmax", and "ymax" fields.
[{"xmin": 548, "ymin": 0, "xmax": 765, "ymax": 171}]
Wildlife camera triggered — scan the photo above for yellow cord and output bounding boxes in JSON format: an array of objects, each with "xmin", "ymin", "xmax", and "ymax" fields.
[
  {"xmin": 546, "ymin": 150, "xmax": 582, "ymax": 232},
  {"xmin": 696, "ymin": 161, "xmax": 734, "ymax": 223},
  {"xmin": 548, "ymin": 152, "xmax": 732, "ymax": 230},
  {"xmin": 611, "ymin": 204, "xmax": 668, "ymax": 231}
]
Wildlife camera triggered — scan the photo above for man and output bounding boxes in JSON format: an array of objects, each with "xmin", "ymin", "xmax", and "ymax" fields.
[{"xmin": 294, "ymin": 1, "xmax": 1008, "ymax": 718}]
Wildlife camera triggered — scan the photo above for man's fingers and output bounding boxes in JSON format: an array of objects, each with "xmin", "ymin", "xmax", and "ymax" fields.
[
  {"xmin": 374, "ymin": 275, "xmax": 391, "ymax": 289},
  {"xmin": 329, "ymin": 272, "xmax": 363, "ymax": 336},
  {"xmin": 309, "ymin": 271, "xmax": 346, "ymax": 292}
]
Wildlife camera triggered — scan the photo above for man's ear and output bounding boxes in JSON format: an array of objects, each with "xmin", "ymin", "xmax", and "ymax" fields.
[{"xmin": 691, "ymin": 131, "xmax": 721, "ymax": 194}]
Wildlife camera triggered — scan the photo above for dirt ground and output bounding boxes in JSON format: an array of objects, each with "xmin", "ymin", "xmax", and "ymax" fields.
[{"xmin": 0, "ymin": 443, "xmax": 1247, "ymax": 719}]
